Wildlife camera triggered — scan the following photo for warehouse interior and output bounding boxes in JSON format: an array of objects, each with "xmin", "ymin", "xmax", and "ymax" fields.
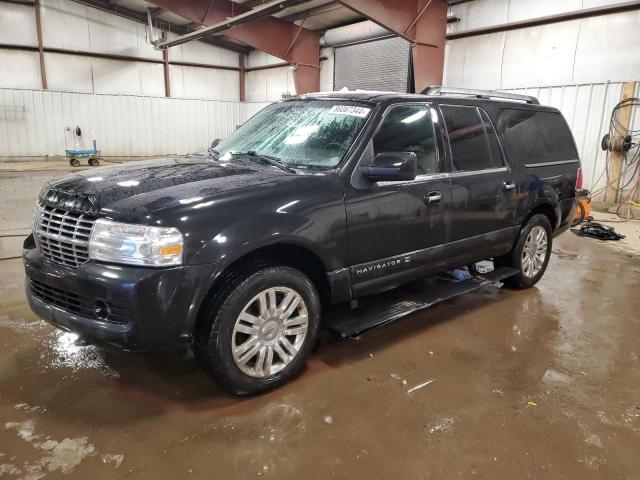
[{"xmin": 1, "ymin": 0, "xmax": 639, "ymax": 478}]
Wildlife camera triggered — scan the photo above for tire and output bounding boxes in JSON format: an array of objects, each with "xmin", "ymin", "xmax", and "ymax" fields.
[
  {"xmin": 497, "ymin": 214, "xmax": 553, "ymax": 289},
  {"xmin": 194, "ymin": 264, "xmax": 320, "ymax": 395}
]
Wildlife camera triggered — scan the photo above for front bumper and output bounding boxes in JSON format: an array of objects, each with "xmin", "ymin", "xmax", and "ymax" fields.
[{"xmin": 23, "ymin": 245, "xmax": 214, "ymax": 351}]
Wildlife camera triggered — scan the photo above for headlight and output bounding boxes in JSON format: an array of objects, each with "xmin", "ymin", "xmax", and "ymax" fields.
[{"xmin": 89, "ymin": 219, "xmax": 183, "ymax": 267}]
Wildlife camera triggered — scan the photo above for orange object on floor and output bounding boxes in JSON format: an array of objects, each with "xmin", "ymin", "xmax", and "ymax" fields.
[{"xmin": 575, "ymin": 197, "xmax": 591, "ymax": 222}]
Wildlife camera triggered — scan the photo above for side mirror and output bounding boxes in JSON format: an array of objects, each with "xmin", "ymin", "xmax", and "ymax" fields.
[
  {"xmin": 211, "ymin": 138, "xmax": 222, "ymax": 149},
  {"xmin": 361, "ymin": 152, "xmax": 417, "ymax": 182}
]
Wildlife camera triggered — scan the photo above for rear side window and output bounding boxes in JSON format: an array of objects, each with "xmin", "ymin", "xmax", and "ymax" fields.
[
  {"xmin": 496, "ymin": 109, "xmax": 578, "ymax": 165},
  {"xmin": 440, "ymin": 105, "xmax": 504, "ymax": 171}
]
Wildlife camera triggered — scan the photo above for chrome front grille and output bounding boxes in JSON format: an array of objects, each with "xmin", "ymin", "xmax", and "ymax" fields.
[{"xmin": 35, "ymin": 205, "xmax": 95, "ymax": 268}]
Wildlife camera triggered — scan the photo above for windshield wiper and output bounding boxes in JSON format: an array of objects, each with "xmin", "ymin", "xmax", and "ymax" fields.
[
  {"xmin": 232, "ymin": 151, "xmax": 296, "ymax": 173},
  {"xmin": 206, "ymin": 146, "xmax": 220, "ymax": 159}
]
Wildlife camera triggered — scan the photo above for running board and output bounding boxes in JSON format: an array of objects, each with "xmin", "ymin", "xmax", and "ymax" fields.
[{"xmin": 325, "ymin": 266, "xmax": 519, "ymax": 338}]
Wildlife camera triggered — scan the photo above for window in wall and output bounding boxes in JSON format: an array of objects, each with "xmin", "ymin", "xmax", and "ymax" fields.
[
  {"xmin": 373, "ymin": 104, "xmax": 440, "ymax": 175},
  {"xmin": 496, "ymin": 109, "xmax": 578, "ymax": 165},
  {"xmin": 440, "ymin": 105, "xmax": 503, "ymax": 171}
]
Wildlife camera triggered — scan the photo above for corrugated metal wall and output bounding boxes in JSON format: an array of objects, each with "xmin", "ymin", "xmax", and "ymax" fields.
[
  {"xmin": 0, "ymin": 88, "xmax": 270, "ymax": 157},
  {"xmin": 506, "ymin": 82, "xmax": 640, "ymax": 201}
]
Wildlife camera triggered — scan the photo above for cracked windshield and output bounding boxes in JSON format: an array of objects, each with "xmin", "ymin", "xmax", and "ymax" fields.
[{"xmin": 217, "ymin": 100, "xmax": 371, "ymax": 169}]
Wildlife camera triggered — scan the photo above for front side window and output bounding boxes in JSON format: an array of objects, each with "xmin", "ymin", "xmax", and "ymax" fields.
[
  {"xmin": 373, "ymin": 104, "xmax": 440, "ymax": 175},
  {"xmin": 216, "ymin": 100, "xmax": 371, "ymax": 169},
  {"xmin": 440, "ymin": 105, "xmax": 504, "ymax": 171}
]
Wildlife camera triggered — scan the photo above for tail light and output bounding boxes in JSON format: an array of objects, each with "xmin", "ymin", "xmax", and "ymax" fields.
[{"xmin": 576, "ymin": 167, "xmax": 583, "ymax": 190}]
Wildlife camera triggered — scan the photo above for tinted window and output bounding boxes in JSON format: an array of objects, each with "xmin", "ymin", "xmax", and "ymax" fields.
[
  {"xmin": 441, "ymin": 105, "xmax": 503, "ymax": 171},
  {"xmin": 480, "ymin": 109, "xmax": 505, "ymax": 167},
  {"xmin": 496, "ymin": 109, "xmax": 578, "ymax": 165},
  {"xmin": 373, "ymin": 105, "xmax": 440, "ymax": 175}
]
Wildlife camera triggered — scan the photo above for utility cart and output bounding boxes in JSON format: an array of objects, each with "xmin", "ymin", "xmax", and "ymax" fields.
[{"xmin": 65, "ymin": 139, "xmax": 101, "ymax": 167}]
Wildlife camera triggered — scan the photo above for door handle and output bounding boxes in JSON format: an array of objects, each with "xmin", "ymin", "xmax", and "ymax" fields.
[
  {"xmin": 503, "ymin": 181, "xmax": 516, "ymax": 192},
  {"xmin": 425, "ymin": 191, "xmax": 442, "ymax": 204}
]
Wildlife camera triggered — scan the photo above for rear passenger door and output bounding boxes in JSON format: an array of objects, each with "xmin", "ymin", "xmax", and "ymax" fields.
[{"xmin": 438, "ymin": 104, "xmax": 519, "ymax": 262}]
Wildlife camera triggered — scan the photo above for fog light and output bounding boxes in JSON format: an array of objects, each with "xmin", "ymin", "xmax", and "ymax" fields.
[{"xmin": 94, "ymin": 300, "xmax": 111, "ymax": 321}]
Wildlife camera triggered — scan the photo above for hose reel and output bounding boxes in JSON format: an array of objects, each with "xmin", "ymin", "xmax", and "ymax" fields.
[{"xmin": 600, "ymin": 133, "xmax": 633, "ymax": 152}]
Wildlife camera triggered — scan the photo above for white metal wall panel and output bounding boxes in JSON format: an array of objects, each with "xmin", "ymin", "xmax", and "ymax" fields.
[
  {"xmin": 334, "ymin": 37, "xmax": 411, "ymax": 93},
  {"xmin": 506, "ymin": 0, "xmax": 582, "ymax": 23},
  {"xmin": 169, "ymin": 66, "xmax": 240, "ymax": 101},
  {"xmin": 445, "ymin": 11, "xmax": 640, "ymax": 89},
  {"xmin": 501, "ymin": 21, "xmax": 579, "ymax": 88},
  {"xmin": 449, "ymin": 0, "xmax": 509, "ymax": 32},
  {"xmin": 246, "ymin": 50, "xmax": 286, "ymax": 68},
  {"xmin": 0, "ymin": 2, "xmax": 38, "ymax": 47},
  {"xmin": 45, "ymin": 53, "xmax": 94, "ymax": 93},
  {"xmin": 40, "ymin": 0, "xmax": 91, "ymax": 51},
  {"xmin": 319, "ymin": 48, "xmax": 335, "ymax": 92},
  {"xmin": 0, "ymin": 88, "xmax": 270, "ymax": 157},
  {"xmin": 573, "ymin": 12, "xmax": 640, "ymax": 84},
  {"xmin": 41, "ymin": 0, "xmax": 161, "ymax": 60},
  {"xmin": 246, "ymin": 67, "xmax": 295, "ymax": 102},
  {"xmin": 0, "ymin": 50, "xmax": 41, "ymax": 89},
  {"xmin": 90, "ymin": 58, "xmax": 164, "ymax": 96},
  {"xmin": 506, "ymin": 82, "xmax": 640, "ymax": 201},
  {"xmin": 448, "ymin": 0, "xmax": 637, "ymax": 33},
  {"xmin": 166, "ymin": 33, "xmax": 240, "ymax": 68}
]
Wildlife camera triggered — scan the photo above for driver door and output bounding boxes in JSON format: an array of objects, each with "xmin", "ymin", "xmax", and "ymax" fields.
[{"xmin": 343, "ymin": 103, "xmax": 451, "ymax": 296}]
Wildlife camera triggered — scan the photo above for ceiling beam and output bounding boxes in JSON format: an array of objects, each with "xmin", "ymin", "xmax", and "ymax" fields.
[
  {"xmin": 155, "ymin": 0, "xmax": 308, "ymax": 49},
  {"xmin": 280, "ymin": 1, "xmax": 341, "ymax": 23},
  {"xmin": 70, "ymin": 0, "xmax": 251, "ymax": 53},
  {"xmin": 149, "ymin": 0, "xmax": 321, "ymax": 93}
]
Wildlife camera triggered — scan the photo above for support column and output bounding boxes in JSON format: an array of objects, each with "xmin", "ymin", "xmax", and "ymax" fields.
[
  {"xmin": 605, "ymin": 81, "xmax": 637, "ymax": 203},
  {"xmin": 34, "ymin": 0, "xmax": 47, "ymax": 90},
  {"xmin": 239, "ymin": 54, "xmax": 246, "ymax": 101},
  {"xmin": 163, "ymin": 48, "xmax": 170, "ymax": 97}
]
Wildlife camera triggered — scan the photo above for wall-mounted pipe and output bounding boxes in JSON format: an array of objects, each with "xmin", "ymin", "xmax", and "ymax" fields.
[{"xmin": 322, "ymin": 20, "xmax": 391, "ymax": 47}]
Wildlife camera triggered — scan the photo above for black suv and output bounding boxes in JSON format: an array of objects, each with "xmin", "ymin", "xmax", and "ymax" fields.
[{"xmin": 23, "ymin": 87, "xmax": 580, "ymax": 394}]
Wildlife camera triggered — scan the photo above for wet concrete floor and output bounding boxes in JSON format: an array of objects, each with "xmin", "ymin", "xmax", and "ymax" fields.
[{"xmin": 0, "ymin": 232, "xmax": 639, "ymax": 479}]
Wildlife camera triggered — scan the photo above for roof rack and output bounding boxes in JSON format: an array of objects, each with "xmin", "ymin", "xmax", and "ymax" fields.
[{"xmin": 421, "ymin": 85, "xmax": 540, "ymax": 105}]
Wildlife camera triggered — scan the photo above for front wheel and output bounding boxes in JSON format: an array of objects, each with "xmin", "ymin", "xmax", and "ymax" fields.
[
  {"xmin": 194, "ymin": 265, "xmax": 320, "ymax": 395},
  {"xmin": 497, "ymin": 214, "xmax": 553, "ymax": 289}
]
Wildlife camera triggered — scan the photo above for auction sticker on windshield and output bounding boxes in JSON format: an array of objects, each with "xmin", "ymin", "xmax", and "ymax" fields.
[{"xmin": 329, "ymin": 105, "xmax": 371, "ymax": 118}]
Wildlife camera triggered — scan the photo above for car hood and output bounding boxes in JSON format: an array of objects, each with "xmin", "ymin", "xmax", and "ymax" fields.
[{"xmin": 44, "ymin": 156, "xmax": 291, "ymax": 218}]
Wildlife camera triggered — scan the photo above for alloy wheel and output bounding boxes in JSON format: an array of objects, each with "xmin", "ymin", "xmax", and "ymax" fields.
[
  {"xmin": 521, "ymin": 225, "xmax": 548, "ymax": 278},
  {"xmin": 231, "ymin": 287, "xmax": 308, "ymax": 378}
]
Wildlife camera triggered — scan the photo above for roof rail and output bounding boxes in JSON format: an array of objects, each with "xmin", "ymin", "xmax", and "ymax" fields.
[{"xmin": 421, "ymin": 85, "xmax": 540, "ymax": 105}]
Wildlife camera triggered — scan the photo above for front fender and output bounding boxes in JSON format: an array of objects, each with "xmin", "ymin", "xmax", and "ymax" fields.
[{"xmin": 190, "ymin": 212, "xmax": 339, "ymax": 271}]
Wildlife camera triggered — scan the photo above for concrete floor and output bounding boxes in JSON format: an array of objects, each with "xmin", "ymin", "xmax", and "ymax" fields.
[{"xmin": 1, "ymin": 230, "xmax": 639, "ymax": 479}]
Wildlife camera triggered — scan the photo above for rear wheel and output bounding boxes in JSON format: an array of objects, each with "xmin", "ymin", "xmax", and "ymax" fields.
[
  {"xmin": 497, "ymin": 214, "xmax": 553, "ymax": 289},
  {"xmin": 194, "ymin": 265, "xmax": 320, "ymax": 395}
]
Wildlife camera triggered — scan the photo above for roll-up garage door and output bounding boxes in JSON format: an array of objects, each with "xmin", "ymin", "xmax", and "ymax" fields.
[{"xmin": 334, "ymin": 36, "xmax": 411, "ymax": 93}]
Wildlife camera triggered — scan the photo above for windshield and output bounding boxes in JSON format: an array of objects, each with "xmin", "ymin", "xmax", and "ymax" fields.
[{"xmin": 216, "ymin": 100, "xmax": 372, "ymax": 169}]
